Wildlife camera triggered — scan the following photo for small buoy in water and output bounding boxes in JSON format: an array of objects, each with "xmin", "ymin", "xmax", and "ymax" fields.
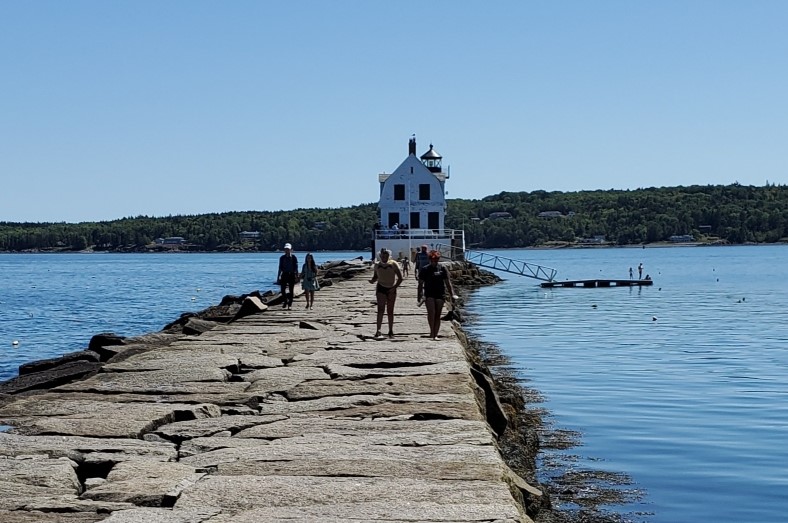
[
  {"xmin": 12, "ymin": 340, "xmax": 19, "ymax": 346},
  {"xmin": 591, "ymin": 304, "xmax": 597, "ymax": 308},
  {"xmin": 652, "ymin": 316, "xmax": 657, "ymax": 321},
  {"xmin": 196, "ymin": 288, "xmax": 201, "ymax": 292},
  {"xmin": 191, "ymin": 297, "xmax": 196, "ymax": 301}
]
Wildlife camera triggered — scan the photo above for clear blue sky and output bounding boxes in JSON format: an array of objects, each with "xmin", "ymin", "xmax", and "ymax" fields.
[{"xmin": 2, "ymin": 1, "xmax": 787, "ymax": 223}]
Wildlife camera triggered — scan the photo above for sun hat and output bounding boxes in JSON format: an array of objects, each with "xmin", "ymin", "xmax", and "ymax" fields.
[
  {"xmin": 421, "ymin": 244, "xmax": 428, "ymax": 250},
  {"xmin": 284, "ymin": 243, "xmax": 292, "ymax": 249}
]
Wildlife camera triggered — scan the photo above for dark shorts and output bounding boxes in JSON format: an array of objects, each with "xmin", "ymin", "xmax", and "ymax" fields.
[{"xmin": 376, "ymin": 284, "xmax": 396, "ymax": 296}]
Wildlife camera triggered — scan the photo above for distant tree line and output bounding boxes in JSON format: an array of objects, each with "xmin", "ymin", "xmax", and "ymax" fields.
[{"xmin": 2, "ymin": 184, "xmax": 787, "ymax": 252}]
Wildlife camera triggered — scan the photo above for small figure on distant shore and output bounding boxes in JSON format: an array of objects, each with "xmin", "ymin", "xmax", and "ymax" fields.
[
  {"xmin": 277, "ymin": 243, "xmax": 299, "ymax": 310},
  {"xmin": 629, "ymin": 267, "xmax": 634, "ymax": 279},
  {"xmin": 417, "ymin": 250, "xmax": 456, "ymax": 340},
  {"xmin": 369, "ymin": 248, "xmax": 403, "ymax": 338},
  {"xmin": 300, "ymin": 252, "xmax": 319, "ymax": 309},
  {"xmin": 414, "ymin": 244, "xmax": 430, "ymax": 280},
  {"xmin": 638, "ymin": 263, "xmax": 644, "ymax": 279}
]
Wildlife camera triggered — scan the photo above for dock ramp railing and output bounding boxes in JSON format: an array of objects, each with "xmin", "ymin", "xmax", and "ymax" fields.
[{"xmin": 433, "ymin": 244, "xmax": 558, "ymax": 282}]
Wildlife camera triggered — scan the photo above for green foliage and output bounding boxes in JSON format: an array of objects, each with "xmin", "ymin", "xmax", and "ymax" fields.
[{"xmin": 2, "ymin": 184, "xmax": 787, "ymax": 251}]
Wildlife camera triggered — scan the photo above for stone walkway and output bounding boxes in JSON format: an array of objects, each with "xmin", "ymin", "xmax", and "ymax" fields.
[{"xmin": 0, "ymin": 265, "xmax": 538, "ymax": 522}]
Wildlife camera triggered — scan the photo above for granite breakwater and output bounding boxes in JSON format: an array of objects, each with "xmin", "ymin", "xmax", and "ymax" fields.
[{"xmin": 0, "ymin": 258, "xmax": 552, "ymax": 522}]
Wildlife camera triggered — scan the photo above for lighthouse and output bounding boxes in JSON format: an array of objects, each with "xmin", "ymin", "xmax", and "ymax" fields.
[{"xmin": 374, "ymin": 137, "xmax": 463, "ymax": 261}]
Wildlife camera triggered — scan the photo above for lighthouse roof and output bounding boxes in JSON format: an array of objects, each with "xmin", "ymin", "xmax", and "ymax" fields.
[{"xmin": 420, "ymin": 144, "xmax": 442, "ymax": 160}]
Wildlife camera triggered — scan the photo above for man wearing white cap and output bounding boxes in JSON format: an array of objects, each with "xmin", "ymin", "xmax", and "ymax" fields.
[{"xmin": 277, "ymin": 243, "xmax": 299, "ymax": 309}]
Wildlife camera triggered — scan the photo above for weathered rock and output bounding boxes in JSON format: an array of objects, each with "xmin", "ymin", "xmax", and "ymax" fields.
[
  {"xmin": 180, "ymin": 438, "xmax": 506, "ymax": 479},
  {"xmin": 18, "ymin": 350, "xmax": 100, "ymax": 376},
  {"xmin": 53, "ymin": 368, "xmax": 239, "ymax": 396},
  {"xmin": 470, "ymin": 364, "xmax": 509, "ymax": 438},
  {"xmin": 153, "ymin": 414, "xmax": 287, "ymax": 443},
  {"xmin": 231, "ymin": 296, "xmax": 267, "ymax": 321},
  {"xmin": 0, "ymin": 398, "xmax": 221, "ymax": 438},
  {"xmin": 102, "ymin": 348, "xmax": 241, "ymax": 372},
  {"xmin": 285, "ymin": 373, "xmax": 473, "ymax": 401},
  {"xmin": 0, "ymin": 510, "xmax": 105, "ymax": 522},
  {"xmin": 88, "ymin": 332, "xmax": 126, "ymax": 351},
  {"xmin": 81, "ymin": 460, "xmax": 204, "ymax": 506},
  {"xmin": 325, "ymin": 361, "xmax": 470, "ymax": 380},
  {"xmin": 0, "ymin": 361, "xmax": 101, "ymax": 395},
  {"xmin": 0, "ymin": 433, "xmax": 176, "ymax": 462},
  {"xmin": 234, "ymin": 416, "xmax": 494, "ymax": 446},
  {"xmin": 253, "ymin": 393, "xmax": 482, "ymax": 421},
  {"xmin": 174, "ymin": 475, "xmax": 525, "ymax": 521},
  {"xmin": 244, "ymin": 366, "xmax": 330, "ymax": 393},
  {"xmin": 99, "ymin": 507, "xmax": 222, "ymax": 523},
  {"xmin": 0, "ymin": 455, "xmax": 81, "ymax": 497},
  {"xmin": 182, "ymin": 318, "xmax": 220, "ymax": 336},
  {"xmin": 287, "ymin": 346, "xmax": 462, "ymax": 368}
]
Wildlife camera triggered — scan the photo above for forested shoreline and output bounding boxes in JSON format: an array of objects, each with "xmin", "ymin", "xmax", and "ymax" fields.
[{"xmin": 2, "ymin": 184, "xmax": 787, "ymax": 252}]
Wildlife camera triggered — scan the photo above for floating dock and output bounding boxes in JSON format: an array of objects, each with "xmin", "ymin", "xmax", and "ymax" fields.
[{"xmin": 541, "ymin": 278, "xmax": 653, "ymax": 288}]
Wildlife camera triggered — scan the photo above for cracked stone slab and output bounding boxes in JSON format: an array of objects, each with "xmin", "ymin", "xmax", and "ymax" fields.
[
  {"xmin": 0, "ymin": 456, "xmax": 81, "ymax": 497},
  {"xmin": 102, "ymin": 351, "xmax": 244, "ymax": 372},
  {"xmin": 255, "ymin": 393, "xmax": 482, "ymax": 421},
  {"xmin": 326, "ymin": 361, "xmax": 471, "ymax": 379},
  {"xmin": 0, "ymin": 397, "xmax": 221, "ymax": 438},
  {"xmin": 178, "ymin": 436, "xmax": 270, "ymax": 458},
  {"xmin": 244, "ymin": 366, "xmax": 331, "ymax": 393},
  {"xmin": 0, "ymin": 510, "xmax": 105, "ymax": 522},
  {"xmin": 81, "ymin": 460, "xmax": 205, "ymax": 506},
  {"xmin": 207, "ymin": 506, "xmax": 525, "ymax": 522},
  {"xmin": 104, "ymin": 346, "xmax": 285, "ymax": 372},
  {"xmin": 234, "ymin": 416, "xmax": 494, "ymax": 446},
  {"xmin": 34, "ymin": 391, "xmax": 263, "ymax": 407},
  {"xmin": 180, "ymin": 440, "xmax": 506, "ymax": 480},
  {"xmin": 285, "ymin": 373, "xmax": 474, "ymax": 400},
  {"xmin": 0, "ymin": 459, "xmax": 136, "ymax": 514},
  {"xmin": 99, "ymin": 507, "xmax": 222, "ymax": 523},
  {"xmin": 171, "ymin": 338, "xmax": 327, "ymax": 359},
  {"xmin": 54, "ymin": 373, "xmax": 247, "ymax": 396},
  {"xmin": 174, "ymin": 475, "xmax": 524, "ymax": 521},
  {"xmin": 288, "ymin": 347, "xmax": 463, "ymax": 367},
  {"xmin": 0, "ymin": 433, "xmax": 176, "ymax": 462},
  {"xmin": 153, "ymin": 414, "xmax": 287, "ymax": 442}
]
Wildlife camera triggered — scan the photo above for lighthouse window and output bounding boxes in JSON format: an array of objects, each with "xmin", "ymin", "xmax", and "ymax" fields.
[
  {"xmin": 394, "ymin": 184, "xmax": 405, "ymax": 200},
  {"xmin": 419, "ymin": 184, "xmax": 430, "ymax": 200}
]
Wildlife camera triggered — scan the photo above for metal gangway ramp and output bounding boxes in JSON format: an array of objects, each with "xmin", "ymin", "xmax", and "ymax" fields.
[{"xmin": 435, "ymin": 244, "xmax": 558, "ymax": 282}]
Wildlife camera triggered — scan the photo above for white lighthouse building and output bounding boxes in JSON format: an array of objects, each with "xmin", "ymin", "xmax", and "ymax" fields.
[{"xmin": 374, "ymin": 137, "xmax": 464, "ymax": 261}]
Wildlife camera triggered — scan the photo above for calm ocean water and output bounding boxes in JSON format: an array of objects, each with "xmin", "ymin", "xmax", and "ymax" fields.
[
  {"xmin": 2, "ymin": 246, "xmax": 787, "ymax": 522},
  {"xmin": 464, "ymin": 245, "xmax": 788, "ymax": 523}
]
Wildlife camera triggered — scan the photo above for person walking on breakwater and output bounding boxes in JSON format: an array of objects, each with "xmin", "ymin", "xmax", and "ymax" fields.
[
  {"xmin": 401, "ymin": 256, "xmax": 410, "ymax": 277},
  {"xmin": 414, "ymin": 244, "xmax": 430, "ymax": 280},
  {"xmin": 417, "ymin": 250, "xmax": 457, "ymax": 341},
  {"xmin": 369, "ymin": 248, "xmax": 403, "ymax": 339},
  {"xmin": 277, "ymin": 243, "xmax": 299, "ymax": 310},
  {"xmin": 300, "ymin": 252, "xmax": 319, "ymax": 309}
]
